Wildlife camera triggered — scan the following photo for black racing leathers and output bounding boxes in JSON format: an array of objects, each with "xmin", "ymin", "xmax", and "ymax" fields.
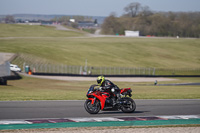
[{"xmin": 100, "ymin": 80, "xmax": 120, "ymax": 97}]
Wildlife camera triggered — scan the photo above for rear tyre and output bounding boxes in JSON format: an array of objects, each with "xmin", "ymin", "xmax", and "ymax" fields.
[
  {"xmin": 121, "ymin": 97, "xmax": 136, "ymax": 113},
  {"xmin": 84, "ymin": 99, "xmax": 101, "ymax": 114}
]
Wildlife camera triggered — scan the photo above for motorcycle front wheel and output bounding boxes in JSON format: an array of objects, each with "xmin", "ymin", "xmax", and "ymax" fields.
[
  {"xmin": 121, "ymin": 97, "xmax": 136, "ymax": 113},
  {"xmin": 84, "ymin": 99, "xmax": 101, "ymax": 114}
]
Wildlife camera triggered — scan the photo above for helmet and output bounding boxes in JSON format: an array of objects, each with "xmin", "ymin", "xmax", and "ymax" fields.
[{"xmin": 97, "ymin": 76, "xmax": 105, "ymax": 86}]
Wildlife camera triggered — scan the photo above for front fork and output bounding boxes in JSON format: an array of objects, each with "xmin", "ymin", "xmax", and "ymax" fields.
[
  {"xmin": 88, "ymin": 97, "xmax": 96, "ymax": 105},
  {"xmin": 88, "ymin": 97, "xmax": 104, "ymax": 110}
]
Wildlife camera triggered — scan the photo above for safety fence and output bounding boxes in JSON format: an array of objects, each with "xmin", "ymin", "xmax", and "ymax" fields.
[
  {"xmin": 11, "ymin": 54, "xmax": 200, "ymax": 76},
  {"xmin": 22, "ymin": 63, "xmax": 200, "ymax": 76}
]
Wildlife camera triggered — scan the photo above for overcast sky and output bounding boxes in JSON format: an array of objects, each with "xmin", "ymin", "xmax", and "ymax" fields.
[{"xmin": 0, "ymin": 0, "xmax": 200, "ymax": 16}]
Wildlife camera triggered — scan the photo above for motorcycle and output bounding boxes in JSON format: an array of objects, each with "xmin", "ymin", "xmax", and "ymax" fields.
[{"xmin": 84, "ymin": 84, "xmax": 136, "ymax": 114}]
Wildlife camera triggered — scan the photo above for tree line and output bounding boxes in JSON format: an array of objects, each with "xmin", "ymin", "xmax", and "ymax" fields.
[{"xmin": 101, "ymin": 2, "xmax": 200, "ymax": 38}]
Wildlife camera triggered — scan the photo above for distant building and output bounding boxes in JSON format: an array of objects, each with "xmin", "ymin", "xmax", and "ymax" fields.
[
  {"xmin": 70, "ymin": 19, "xmax": 75, "ymax": 23},
  {"xmin": 78, "ymin": 21, "xmax": 98, "ymax": 29},
  {"xmin": 125, "ymin": 30, "xmax": 140, "ymax": 37},
  {"xmin": 41, "ymin": 21, "xmax": 53, "ymax": 25}
]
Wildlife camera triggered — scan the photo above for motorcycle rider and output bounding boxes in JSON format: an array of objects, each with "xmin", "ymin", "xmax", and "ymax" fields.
[{"xmin": 97, "ymin": 76, "xmax": 121, "ymax": 102}]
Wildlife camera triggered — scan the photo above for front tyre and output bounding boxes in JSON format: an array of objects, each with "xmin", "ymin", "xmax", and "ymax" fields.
[
  {"xmin": 121, "ymin": 97, "xmax": 136, "ymax": 113},
  {"xmin": 84, "ymin": 99, "xmax": 101, "ymax": 114}
]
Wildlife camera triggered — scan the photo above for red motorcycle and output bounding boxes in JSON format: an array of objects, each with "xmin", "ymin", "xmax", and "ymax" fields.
[{"xmin": 84, "ymin": 84, "xmax": 136, "ymax": 114}]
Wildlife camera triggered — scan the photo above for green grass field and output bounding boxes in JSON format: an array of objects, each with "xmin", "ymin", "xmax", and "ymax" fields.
[
  {"xmin": 0, "ymin": 23, "xmax": 84, "ymax": 37},
  {"xmin": 0, "ymin": 24, "xmax": 199, "ymax": 100},
  {"xmin": 0, "ymin": 76, "xmax": 200, "ymax": 101},
  {"xmin": 0, "ymin": 24, "xmax": 199, "ymax": 68}
]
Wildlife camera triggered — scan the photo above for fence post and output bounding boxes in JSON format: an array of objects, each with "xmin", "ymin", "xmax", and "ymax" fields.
[
  {"xmin": 139, "ymin": 68, "xmax": 140, "ymax": 75},
  {"xmin": 48, "ymin": 64, "xmax": 50, "ymax": 73},
  {"xmin": 69, "ymin": 66, "xmax": 71, "ymax": 74},
  {"xmin": 23, "ymin": 62, "xmax": 26, "ymax": 73},
  {"xmin": 153, "ymin": 68, "xmax": 156, "ymax": 75},
  {"xmin": 149, "ymin": 68, "xmax": 150, "ymax": 75}
]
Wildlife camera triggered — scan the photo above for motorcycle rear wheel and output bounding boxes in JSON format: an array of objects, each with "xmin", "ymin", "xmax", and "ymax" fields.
[
  {"xmin": 121, "ymin": 97, "xmax": 136, "ymax": 113},
  {"xmin": 84, "ymin": 99, "xmax": 101, "ymax": 114}
]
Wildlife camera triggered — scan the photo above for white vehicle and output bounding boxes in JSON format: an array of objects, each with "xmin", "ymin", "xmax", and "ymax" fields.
[{"xmin": 10, "ymin": 64, "xmax": 21, "ymax": 72}]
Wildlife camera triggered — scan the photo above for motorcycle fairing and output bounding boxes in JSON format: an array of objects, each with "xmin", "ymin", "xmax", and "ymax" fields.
[
  {"xmin": 87, "ymin": 91, "xmax": 110, "ymax": 110},
  {"xmin": 120, "ymin": 88, "xmax": 131, "ymax": 94}
]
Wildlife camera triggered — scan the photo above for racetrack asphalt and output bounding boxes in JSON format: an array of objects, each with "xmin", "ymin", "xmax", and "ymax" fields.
[
  {"xmin": 0, "ymin": 99, "xmax": 200, "ymax": 120},
  {"xmin": 19, "ymin": 73, "xmax": 177, "ymax": 82}
]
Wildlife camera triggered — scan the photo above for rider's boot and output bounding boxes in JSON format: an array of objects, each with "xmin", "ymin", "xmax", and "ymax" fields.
[{"xmin": 114, "ymin": 93, "xmax": 121, "ymax": 105}]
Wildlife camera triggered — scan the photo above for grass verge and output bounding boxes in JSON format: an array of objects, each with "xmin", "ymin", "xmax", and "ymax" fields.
[
  {"xmin": 0, "ymin": 76, "xmax": 199, "ymax": 101},
  {"xmin": 0, "ymin": 24, "xmax": 84, "ymax": 37}
]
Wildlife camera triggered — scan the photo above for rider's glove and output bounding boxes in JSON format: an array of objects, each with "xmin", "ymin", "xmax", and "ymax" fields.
[
  {"xmin": 99, "ymin": 87, "xmax": 103, "ymax": 91},
  {"xmin": 111, "ymin": 88, "xmax": 115, "ymax": 92}
]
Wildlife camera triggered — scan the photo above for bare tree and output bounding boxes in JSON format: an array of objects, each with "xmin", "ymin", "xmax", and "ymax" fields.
[
  {"xmin": 102, "ymin": 2, "xmax": 200, "ymax": 37},
  {"xmin": 124, "ymin": 2, "xmax": 141, "ymax": 17},
  {"xmin": 140, "ymin": 6, "xmax": 153, "ymax": 17}
]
